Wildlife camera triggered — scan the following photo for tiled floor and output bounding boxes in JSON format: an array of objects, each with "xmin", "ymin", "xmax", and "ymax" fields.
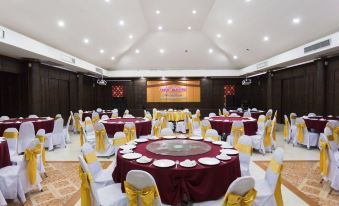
[{"xmin": 44, "ymin": 124, "xmax": 319, "ymax": 206}]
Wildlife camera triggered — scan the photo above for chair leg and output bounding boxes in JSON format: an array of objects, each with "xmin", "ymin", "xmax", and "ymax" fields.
[
  {"xmin": 17, "ymin": 194, "xmax": 24, "ymax": 206},
  {"xmin": 44, "ymin": 172, "xmax": 48, "ymax": 177},
  {"xmin": 320, "ymin": 178, "xmax": 323, "ymax": 184},
  {"xmin": 329, "ymin": 188, "xmax": 333, "ymax": 195}
]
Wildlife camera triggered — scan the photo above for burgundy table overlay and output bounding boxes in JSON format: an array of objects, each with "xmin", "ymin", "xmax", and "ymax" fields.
[
  {"xmin": 303, "ymin": 116, "xmax": 339, "ymax": 133},
  {"xmin": 103, "ymin": 118, "xmax": 151, "ymax": 137},
  {"xmin": 229, "ymin": 110, "xmax": 265, "ymax": 119},
  {"xmin": 0, "ymin": 140, "xmax": 12, "ymax": 168},
  {"xmin": 113, "ymin": 139, "xmax": 241, "ymax": 205},
  {"xmin": 0, "ymin": 118, "xmax": 54, "ymax": 135},
  {"xmin": 82, "ymin": 111, "xmax": 113, "ymax": 121},
  {"xmin": 209, "ymin": 116, "xmax": 257, "ymax": 135}
]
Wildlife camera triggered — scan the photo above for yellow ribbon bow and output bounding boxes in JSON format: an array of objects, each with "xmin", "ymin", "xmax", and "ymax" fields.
[
  {"xmin": 36, "ymin": 135, "xmax": 46, "ymax": 166},
  {"xmin": 283, "ymin": 119, "xmax": 289, "ymax": 140},
  {"xmin": 319, "ymin": 139, "xmax": 330, "ymax": 177},
  {"xmin": 24, "ymin": 144, "xmax": 41, "ymax": 185},
  {"xmin": 3, "ymin": 131, "xmax": 18, "ymax": 139},
  {"xmin": 79, "ymin": 166, "xmax": 92, "ymax": 206},
  {"xmin": 223, "ymin": 188, "xmax": 257, "ymax": 206},
  {"xmin": 187, "ymin": 121, "xmax": 193, "ymax": 136},
  {"xmin": 263, "ymin": 125, "xmax": 272, "ymax": 147},
  {"xmin": 124, "ymin": 181, "xmax": 160, "ymax": 206},
  {"xmin": 219, "ymin": 109, "xmax": 222, "ymax": 116},
  {"xmin": 92, "ymin": 116, "xmax": 100, "ymax": 124},
  {"xmin": 327, "ymin": 126, "xmax": 339, "ymax": 144},
  {"xmin": 266, "ymin": 114, "xmax": 272, "ymax": 121},
  {"xmin": 80, "ymin": 125, "xmax": 84, "ymax": 147},
  {"xmin": 269, "ymin": 159, "xmax": 284, "ymax": 206},
  {"xmin": 74, "ymin": 116, "xmax": 81, "ymax": 132},
  {"xmin": 113, "ymin": 136, "xmax": 128, "ymax": 146},
  {"xmin": 124, "ymin": 127, "xmax": 136, "ymax": 142},
  {"xmin": 153, "ymin": 124, "xmax": 161, "ymax": 138},
  {"xmin": 296, "ymin": 122, "xmax": 305, "ymax": 143},
  {"xmin": 95, "ymin": 129, "xmax": 106, "ymax": 152},
  {"xmin": 271, "ymin": 120, "xmax": 277, "ymax": 141},
  {"xmin": 231, "ymin": 126, "xmax": 244, "ymax": 146},
  {"xmin": 201, "ymin": 125, "xmax": 211, "ymax": 139},
  {"xmin": 235, "ymin": 143, "xmax": 252, "ymax": 156},
  {"xmin": 205, "ymin": 135, "xmax": 220, "ymax": 141}
]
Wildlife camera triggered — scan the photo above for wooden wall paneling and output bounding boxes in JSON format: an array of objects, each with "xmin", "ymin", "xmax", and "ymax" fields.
[{"xmin": 327, "ymin": 57, "xmax": 339, "ymax": 116}]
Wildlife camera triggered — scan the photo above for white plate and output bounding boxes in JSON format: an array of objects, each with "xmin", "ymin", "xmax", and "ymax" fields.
[
  {"xmin": 180, "ymin": 160, "xmax": 197, "ymax": 168},
  {"xmin": 212, "ymin": 141, "xmax": 225, "ymax": 145},
  {"xmin": 177, "ymin": 135, "xmax": 187, "ymax": 139},
  {"xmin": 148, "ymin": 136, "xmax": 159, "ymax": 140},
  {"xmin": 122, "ymin": 153, "xmax": 142, "ymax": 160},
  {"xmin": 135, "ymin": 139, "xmax": 148, "ymax": 143},
  {"xmin": 189, "ymin": 136, "xmax": 203, "ymax": 140},
  {"xmin": 198, "ymin": 157, "xmax": 220, "ymax": 166},
  {"xmin": 216, "ymin": 154, "xmax": 231, "ymax": 161},
  {"xmin": 153, "ymin": 159, "xmax": 176, "ymax": 168},
  {"xmin": 120, "ymin": 145, "xmax": 136, "ymax": 150},
  {"xmin": 220, "ymin": 149, "xmax": 239, "ymax": 155},
  {"xmin": 136, "ymin": 156, "xmax": 152, "ymax": 164},
  {"xmin": 163, "ymin": 135, "xmax": 176, "ymax": 139},
  {"xmin": 220, "ymin": 143, "xmax": 233, "ymax": 149},
  {"xmin": 120, "ymin": 149, "xmax": 133, "ymax": 154},
  {"xmin": 204, "ymin": 138, "xmax": 214, "ymax": 142}
]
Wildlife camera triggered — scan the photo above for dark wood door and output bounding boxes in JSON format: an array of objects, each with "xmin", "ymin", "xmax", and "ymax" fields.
[{"xmin": 58, "ymin": 80, "xmax": 70, "ymax": 121}]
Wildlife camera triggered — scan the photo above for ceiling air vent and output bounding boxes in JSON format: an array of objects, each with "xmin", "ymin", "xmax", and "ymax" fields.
[
  {"xmin": 96, "ymin": 67, "xmax": 103, "ymax": 74},
  {"xmin": 256, "ymin": 61, "xmax": 268, "ymax": 69},
  {"xmin": 304, "ymin": 39, "xmax": 331, "ymax": 53},
  {"xmin": 0, "ymin": 29, "xmax": 4, "ymax": 39},
  {"xmin": 61, "ymin": 55, "xmax": 75, "ymax": 64}
]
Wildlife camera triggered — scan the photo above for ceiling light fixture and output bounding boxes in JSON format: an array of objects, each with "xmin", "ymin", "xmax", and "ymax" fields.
[
  {"xmin": 119, "ymin": 20, "xmax": 125, "ymax": 26},
  {"xmin": 216, "ymin": 34, "xmax": 222, "ymax": 38},
  {"xmin": 156, "ymin": 10, "xmax": 160, "ymax": 14},
  {"xmin": 233, "ymin": 55, "xmax": 238, "ymax": 59},
  {"xmin": 111, "ymin": 56, "xmax": 115, "ymax": 60},
  {"xmin": 208, "ymin": 49, "xmax": 213, "ymax": 54},
  {"xmin": 159, "ymin": 49, "xmax": 165, "ymax": 54},
  {"xmin": 135, "ymin": 49, "xmax": 140, "ymax": 54},
  {"xmin": 292, "ymin": 17, "xmax": 301, "ymax": 24},
  {"xmin": 100, "ymin": 49, "xmax": 105, "ymax": 54},
  {"xmin": 57, "ymin": 20, "xmax": 65, "ymax": 27},
  {"xmin": 83, "ymin": 38, "xmax": 89, "ymax": 44},
  {"xmin": 227, "ymin": 19, "xmax": 233, "ymax": 24},
  {"xmin": 105, "ymin": 0, "xmax": 110, "ymax": 2},
  {"xmin": 129, "ymin": 34, "xmax": 133, "ymax": 39},
  {"xmin": 263, "ymin": 36, "xmax": 270, "ymax": 41},
  {"xmin": 158, "ymin": 26, "xmax": 163, "ymax": 31},
  {"xmin": 192, "ymin": 10, "xmax": 197, "ymax": 14},
  {"xmin": 245, "ymin": 0, "xmax": 252, "ymax": 2},
  {"xmin": 187, "ymin": 26, "xmax": 192, "ymax": 30}
]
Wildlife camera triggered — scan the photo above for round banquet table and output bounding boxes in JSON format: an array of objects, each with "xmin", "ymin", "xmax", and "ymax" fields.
[
  {"xmin": 209, "ymin": 116, "xmax": 257, "ymax": 135},
  {"xmin": 0, "ymin": 118, "xmax": 54, "ymax": 136},
  {"xmin": 112, "ymin": 139, "xmax": 241, "ymax": 205},
  {"xmin": 155, "ymin": 110, "xmax": 187, "ymax": 122},
  {"xmin": 229, "ymin": 110, "xmax": 265, "ymax": 119},
  {"xmin": 82, "ymin": 111, "xmax": 113, "ymax": 121},
  {"xmin": 0, "ymin": 140, "xmax": 11, "ymax": 168},
  {"xmin": 303, "ymin": 116, "xmax": 339, "ymax": 133},
  {"xmin": 102, "ymin": 118, "xmax": 151, "ymax": 137}
]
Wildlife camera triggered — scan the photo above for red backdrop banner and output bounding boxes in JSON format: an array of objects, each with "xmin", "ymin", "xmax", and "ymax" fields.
[
  {"xmin": 224, "ymin": 85, "xmax": 235, "ymax": 96},
  {"xmin": 112, "ymin": 85, "xmax": 124, "ymax": 97}
]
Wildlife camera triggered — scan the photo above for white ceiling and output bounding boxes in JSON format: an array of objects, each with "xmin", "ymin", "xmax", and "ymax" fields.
[{"xmin": 0, "ymin": 0, "xmax": 339, "ymax": 71}]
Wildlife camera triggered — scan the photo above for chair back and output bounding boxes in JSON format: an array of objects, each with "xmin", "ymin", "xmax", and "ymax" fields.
[
  {"xmin": 283, "ymin": 115, "xmax": 290, "ymax": 140},
  {"xmin": 81, "ymin": 142, "xmax": 102, "ymax": 177},
  {"xmin": 28, "ymin": 115, "xmax": 38, "ymax": 118},
  {"xmin": 84, "ymin": 117, "xmax": 94, "ymax": 133},
  {"xmin": 251, "ymin": 108, "xmax": 258, "ymax": 111},
  {"xmin": 265, "ymin": 147, "xmax": 284, "ymax": 190},
  {"xmin": 18, "ymin": 121, "xmax": 35, "ymax": 154},
  {"xmin": 96, "ymin": 108, "xmax": 102, "ymax": 113},
  {"xmin": 308, "ymin": 113, "xmax": 316, "ymax": 117},
  {"xmin": 113, "ymin": 132, "xmax": 128, "ymax": 146},
  {"xmin": 65, "ymin": 114, "xmax": 71, "ymax": 130},
  {"xmin": 160, "ymin": 128, "xmax": 173, "ymax": 136},
  {"xmin": 53, "ymin": 118, "xmax": 64, "ymax": 134},
  {"xmin": 237, "ymin": 135, "xmax": 252, "ymax": 172},
  {"xmin": 101, "ymin": 115, "xmax": 109, "ymax": 120},
  {"xmin": 290, "ymin": 113, "xmax": 297, "ymax": 125},
  {"xmin": 205, "ymin": 129, "xmax": 220, "ymax": 141},
  {"xmin": 226, "ymin": 176, "xmax": 255, "ymax": 197},
  {"xmin": 237, "ymin": 108, "xmax": 243, "ymax": 112},
  {"xmin": 125, "ymin": 170, "xmax": 162, "ymax": 206},
  {"xmin": 3, "ymin": 127, "xmax": 19, "ymax": 155},
  {"xmin": 243, "ymin": 111, "xmax": 251, "ymax": 118},
  {"xmin": 229, "ymin": 113, "xmax": 239, "ymax": 117},
  {"xmin": 0, "ymin": 116, "xmax": 10, "ymax": 121},
  {"xmin": 209, "ymin": 113, "xmax": 216, "ymax": 118},
  {"xmin": 55, "ymin": 114, "xmax": 62, "ymax": 119}
]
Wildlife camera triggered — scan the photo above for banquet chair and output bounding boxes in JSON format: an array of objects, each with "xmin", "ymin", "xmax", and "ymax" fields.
[
  {"xmin": 78, "ymin": 155, "xmax": 126, "ymax": 206},
  {"xmin": 124, "ymin": 109, "xmax": 129, "ymax": 115},
  {"xmin": 17, "ymin": 122, "xmax": 35, "ymax": 154},
  {"xmin": 92, "ymin": 112, "xmax": 100, "ymax": 124},
  {"xmin": 81, "ymin": 143, "xmax": 115, "ymax": 186},
  {"xmin": 78, "ymin": 109, "xmax": 84, "ymax": 120},
  {"xmin": 237, "ymin": 135, "xmax": 253, "ymax": 176},
  {"xmin": 0, "ymin": 165, "xmax": 26, "ymax": 204},
  {"xmin": 0, "ymin": 116, "xmax": 10, "ymax": 121},
  {"xmin": 319, "ymin": 120, "xmax": 339, "ymax": 150},
  {"xmin": 205, "ymin": 129, "xmax": 220, "ymax": 141},
  {"xmin": 251, "ymin": 120, "xmax": 273, "ymax": 154},
  {"xmin": 218, "ymin": 109, "xmax": 222, "ymax": 116},
  {"xmin": 175, "ymin": 116, "xmax": 187, "ymax": 134},
  {"xmin": 45, "ymin": 118, "xmax": 65, "ymax": 151},
  {"xmin": 200, "ymin": 119, "xmax": 211, "ymax": 139},
  {"xmin": 145, "ymin": 113, "xmax": 152, "ymax": 121},
  {"xmin": 237, "ymin": 108, "xmax": 243, "ymax": 112},
  {"xmin": 96, "ymin": 108, "xmax": 103, "ymax": 113},
  {"xmin": 289, "ymin": 113, "xmax": 297, "ymax": 141},
  {"xmin": 265, "ymin": 109, "xmax": 273, "ymax": 121},
  {"xmin": 2, "ymin": 128, "xmax": 19, "ymax": 156},
  {"xmin": 253, "ymin": 148, "xmax": 284, "ymax": 206},
  {"xmin": 289, "ymin": 113, "xmax": 297, "ymax": 126},
  {"xmin": 252, "ymin": 108, "xmax": 258, "ymax": 111},
  {"xmin": 35, "ymin": 129, "xmax": 46, "ymax": 176},
  {"xmin": 73, "ymin": 112, "xmax": 82, "ymax": 133},
  {"xmin": 229, "ymin": 113, "xmax": 239, "ymax": 117},
  {"xmin": 55, "ymin": 114, "xmax": 62, "ymax": 119},
  {"xmin": 63, "ymin": 115, "xmax": 72, "ymax": 144},
  {"xmin": 160, "ymin": 128, "xmax": 174, "ymax": 136},
  {"xmin": 111, "ymin": 109, "xmax": 119, "ymax": 118},
  {"xmin": 151, "ymin": 120, "xmax": 162, "ymax": 138},
  {"xmin": 113, "ymin": 132, "xmax": 128, "ymax": 151},
  {"xmin": 293, "ymin": 118, "xmax": 320, "ymax": 149},
  {"xmin": 94, "ymin": 122, "xmax": 115, "ymax": 157},
  {"xmin": 283, "ymin": 115, "xmax": 291, "ymax": 143},
  {"xmin": 193, "ymin": 176, "xmax": 256, "ymax": 206},
  {"xmin": 227, "ymin": 121, "xmax": 244, "ymax": 147},
  {"xmin": 0, "ymin": 190, "xmax": 6, "ymax": 206},
  {"xmin": 101, "ymin": 115, "xmax": 109, "ymax": 121},
  {"xmin": 124, "ymin": 122, "xmax": 137, "ymax": 141},
  {"xmin": 83, "ymin": 117, "xmax": 96, "ymax": 145},
  {"xmin": 256, "ymin": 115, "xmax": 266, "ymax": 135},
  {"xmin": 271, "ymin": 116, "xmax": 277, "ymax": 145},
  {"xmin": 209, "ymin": 113, "xmax": 216, "ymax": 118},
  {"xmin": 308, "ymin": 113, "xmax": 317, "ymax": 117},
  {"xmin": 192, "ymin": 109, "xmax": 201, "ymax": 130},
  {"xmin": 222, "ymin": 108, "xmax": 229, "ymax": 117},
  {"xmin": 243, "ymin": 111, "xmax": 251, "ymax": 118},
  {"xmin": 28, "ymin": 114, "xmax": 38, "ymax": 118}
]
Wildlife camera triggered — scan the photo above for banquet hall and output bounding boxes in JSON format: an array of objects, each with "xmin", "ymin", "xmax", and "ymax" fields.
[{"xmin": 0, "ymin": 0, "xmax": 339, "ymax": 206}]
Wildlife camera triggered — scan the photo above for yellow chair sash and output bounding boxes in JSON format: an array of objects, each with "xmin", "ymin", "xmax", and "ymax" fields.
[
  {"xmin": 290, "ymin": 114, "xmax": 296, "ymax": 120},
  {"xmin": 231, "ymin": 126, "xmax": 244, "ymax": 146},
  {"xmin": 79, "ymin": 166, "xmax": 92, "ymax": 206},
  {"xmin": 201, "ymin": 125, "xmax": 211, "ymax": 138},
  {"xmin": 283, "ymin": 119, "xmax": 289, "ymax": 140},
  {"xmin": 3, "ymin": 131, "xmax": 18, "ymax": 139},
  {"xmin": 264, "ymin": 125, "xmax": 272, "ymax": 147},
  {"xmin": 111, "ymin": 113, "xmax": 118, "ymax": 118},
  {"xmin": 95, "ymin": 129, "xmax": 106, "ymax": 152},
  {"xmin": 124, "ymin": 181, "xmax": 159, "ymax": 206},
  {"xmin": 235, "ymin": 143, "xmax": 252, "ymax": 155},
  {"xmin": 269, "ymin": 159, "xmax": 284, "ymax": 206},
  {"xmin": 187, "ymin": 121, "xmax": 193, "ymax": 136},
  {"xmin": 219, "ymin": 109, "xmax": 222, "ymax": 116},
  {"xmin": 319, "ymin": 139, "xmax": 330, "ymax": 177},
  {"xmin": 265, "ymin": 114, "xmax": 272, "ymax": 121},
  {"xmin": 80, "ymin": 125, "xmax": 84, "ymax": 147},
  {"xmin": 85, "ymin": 119, "xmax": 93, "ymax": 126},
  {"xmin": 296, "ymin": 123, "xmax": 305, "ymax": 143},
  {"xmin": 74, "ymin": 116, "xmax": 81, "ymax": 132},
  {"xmin": 223, "ymin": 188, "xmax": 257, "ymax": 206},
  {"xmin": 205, "ymin": 135, "xmax": 220, "ymax": 141},
  {"xmin": 36, "ymin": 135, "xmax": 46, "ymax": 166},
  {"xmin": 92, "ymin": 116, "xmax": 100, "ymax": 124},
  {"xmin": 124, "ymin": 127, "xmax": 136, "ymax": 142},
  {"xmin": 24, "ymin": 144, "xmax": 41, "ymax": 185},
  {"xmin": 258, "ymin": 117, "xmax": 265, "ymax": 123},
  {"xmin": 327, "ymin": 126, "xmax": 339, "ymax": 144},
  {"xmin": 84, "ymin": 151, "xmax": 98, "ymax": 164},
  {"xmin": 153, "ymin": 124, "xmax": 161, "ymax": 138},
  {"xmin": 272, "ymin": 121, "xmax": 277, "ymax": 141},
  {"xmin": 113, "ymin": 137, "xmax": 128, "ymax": 146}
]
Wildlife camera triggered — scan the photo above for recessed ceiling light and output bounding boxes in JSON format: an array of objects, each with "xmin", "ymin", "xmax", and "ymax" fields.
[
  {"xmin": 57, "ymin": 20, "xmax": 65, "ymax": 27},
  {"xmin": 119, "ymin": 20, "xmax": 125, "ymax": 26},
  {"xmin": 158, "ymin": 26, "xmax": 163, "ymax": 31},
  {"xmin": 233, "ymin": 55, "xmax": 238, "ymax": 59},
  {"xmin": 135, "ymin": 49, "xmax": 140, "ymax": 54},
  {"xmin": 111, "ymin": 56, "xmax": 115, "ymax": 60},
  {"xmin": 227, "ymin": 19, "xmax": 233, "ymax": 25},
  {"xmin": 100, "ymin": 49, "xmax": 105, "ymax": 54},
  {"xmin": 187, "ymin": 26, "xmax": 192, "ymax": 30},
  {"xmin": 292, "ymin": 17, "xmax": 301, "ymax": 24},
  {"xmin": 216, "ymin": 34, "xmax": 222, "ymax": 38},
  {"xmin": 83, "ymin": 38, "xmax": 89, "ymax": 44},
  {"xmin": 129, "ymin": 34, "xmax": 133, "ymax": 39},
  {"xmin": 159, "ymin": 49, "xmax": 165, "ymax": 54},
  {"xmin": 156, "ymin": 10, "xmax": 160, "ymax": 14},
  {"xmin": 263, "ymin": 36, "xmax": 270, "ymax": 41},
  {"xmin": 208, "ymin": 49, "xmax": 213, "ymax": 54},
  {"xmin": 192, "ymin": 10, "xmax": 197, "ymax": 14},
  {"xmin": 245, "ymin": 0, "xmax": 252, "ymax": 2},
  {"xmin": 105, "ymin": 0, "xmax": 110, "ymax": 2}
]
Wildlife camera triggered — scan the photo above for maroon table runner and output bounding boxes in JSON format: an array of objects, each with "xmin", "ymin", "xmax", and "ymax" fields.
[
  {"xmin": 0, "ymin": 118, "xmax": 54, "ymax": 135},
  {"xmin": 103, "ymin": 118, "xmax": 152, "ymax": 137},
  {"xmin": 0, "ymin": 141, "xmax": 12, "ymax": 168},
  {"xmin": 303, "ymin": 116, "xmax": 339, "ymax": 133},
  {"xmin": 112, "ymin": 139, "xmax": 241, "ymax": 205},
  {"xmin": 209, "ymin": 117, "xmax": 257, "ymax": 135}
]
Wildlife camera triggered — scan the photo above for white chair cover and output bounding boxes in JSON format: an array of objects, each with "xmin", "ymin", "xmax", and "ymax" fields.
[
  {"xmin": 0, "ymin": 165, "xmax": 26, "ymax": 203},
  {"xmin": 35, "ymin": 129, "xmax": 46, "ymax": 175},
  {"xmin": 205, "ymin": 129, "xmax": 220, "ymax": 141},
  {"xmin": 94, "ymin": 122, "xmax": 115, "ymax": 157},
  {"xmin": 209, "ymin": 113, "xmax": 216, "ymax": 118},
  {"xmin": 283, "ymin": 115, "xmax": 291, "ymax": 142},
  {"xmin": 160, "ymin": 128, "xmax": 174, "ymax": 136},
  {"xmin": 0, "ymin": 116, "xmax": 10, "ymax": 121},
  {"xmin": 252, "ymin": 108, "xmax": 258, "ymax": 111},
  {"xmin": 45, "ymin": 118, "xmax": 65, "ymax": 151},
  {"xmin": 293, "ymin": 118, "xmax": 319, "ymax": 149},
  {"xmin": 96, "ymin": 108, "xmax": 103, "ymax": 113},
  {"xmin": 243, "ymin": 111, "xmax": 251, "ymax": 118},
  {"xmin": 256, "ymin": 115, "xmax": 266, "ymax": 135},
  {"xmin": 308, "ymin": 113, "xmax": 316, "ymax": 117},
  {"xmin": 64, "ymin": 115, "xmax": 72, "ymax": 144},
  {"xmin": 237, "ymin": 108, "xmax": 243, "ymax": 112},
  {"xmin": 229, "ymin": 113, "xmax": 239, "ymax": 117},
  {"xmin": 3, "ymin": 128, "xmax": 18, "ymax": 156},
  {"xmin": 0, "ymin": 189, "xmax": 6, "ymax": 206},
  {"xmin": 126, "ymin": 170, "xmax": 163, "ymax": 206},
  {"xmin": 252, "ymin": 120, "xmax": 272, "ymax": 154},
  {"xmin": 17, "ymin": 122, "xmax": 35, "ymax": 154},
  {"xmin": 254, "ymin": 148, "xmax": 284, "ymax": 206},
  {"xmin": 28, "ymin": 115, "xmax": 38, "ymax": 118},
  {"xmin": 227, "ymin": 121, "xmax": 244, "ymax": 146},
  {"xmin": 101, "ymin": 115, "xmax": 109, "ymax": 120},
  {"xmin": 238, "ymin": 135, "xmax": 252, "ymax": 176}
]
